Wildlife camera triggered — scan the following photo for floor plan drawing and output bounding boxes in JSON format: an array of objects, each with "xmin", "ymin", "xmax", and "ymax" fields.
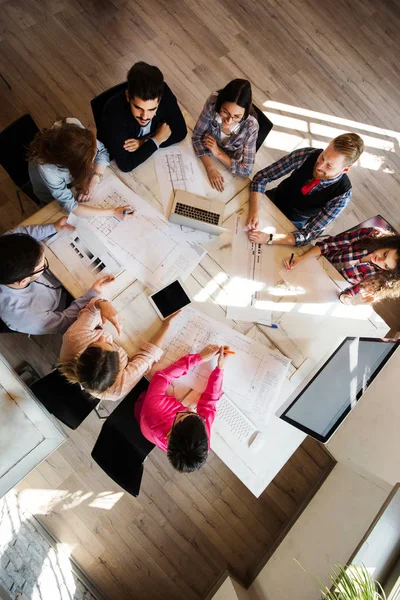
[{"xmin": 86, "ymin": 173, "xmax": 206, "ymax": 289}]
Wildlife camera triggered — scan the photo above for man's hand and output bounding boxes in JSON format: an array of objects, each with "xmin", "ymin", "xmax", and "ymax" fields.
[
  {"xmin": 153, "ymin": 122, "xmax": 171, "ymax": 145},
  {"xmin": 114, "ymin": 206, "xmax": 135, "ymax": 221},
  {"xmin": 203, "ymin": 135, "xmax": 220, "ymax": 158},
  {"xmin": 246, "ymin": 212, "xmax": 260, "ymax": 231},
  {"xmin": 123, "ymin": 138, "xmax": 145, "ymax": 153},
  {"xmin": 98, "ymin": 300, "xmax": 122, "ymax": 335},
  {"xmin": 248, "ymin": 230, "xmax": 270, "ymax": 244},
  {"xmin": 199, "ymin": 344, "xmax": 220, "ymax": 362},
  {"xmin": 92, "ymin": 275, "xmax": 115, "ymax": 294},
  {"xmin": 54, "ymin": 216, "xmax": 76, "ymax": 233},
  {"xmin": 206, "ymin": 166, "xmax": 224, "ymax": 192}
]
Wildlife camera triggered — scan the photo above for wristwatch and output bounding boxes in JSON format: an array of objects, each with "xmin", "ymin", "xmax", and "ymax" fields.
[{"xmin": 267, "ymin": 233, "xmax": 273, "ymax": 245}]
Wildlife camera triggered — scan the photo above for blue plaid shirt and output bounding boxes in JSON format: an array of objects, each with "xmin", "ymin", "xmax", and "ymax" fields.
[
  {"xmin": 192, "ymin": 93, "xmax": 259, "ymax": 177},
  {"xmin": 250, "ymin": 147, "xmax": 352, "ymax": 246}
]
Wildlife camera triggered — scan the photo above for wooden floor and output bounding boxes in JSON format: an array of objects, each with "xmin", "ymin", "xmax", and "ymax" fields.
[{"xmin": 1, "ymin": 0, "xmax": 400, "ymax": 598}]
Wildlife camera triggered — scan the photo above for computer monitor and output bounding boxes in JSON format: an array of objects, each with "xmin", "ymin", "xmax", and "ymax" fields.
[{"xmin": 278, "ymin": 337, "xmax": 399, "ymax": 443}]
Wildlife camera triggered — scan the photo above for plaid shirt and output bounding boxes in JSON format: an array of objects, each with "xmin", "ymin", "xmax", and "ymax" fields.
[
  {"xmin": 192, "ymin": 93, "xmax": 259, "ymax": 177},
  {"xmin": 316, "ymin": 227, "xmax": 382, "ymax": 297},
  {"xmin": 250, "ymin": 147, "xmax": 352, "ymax": 246}
]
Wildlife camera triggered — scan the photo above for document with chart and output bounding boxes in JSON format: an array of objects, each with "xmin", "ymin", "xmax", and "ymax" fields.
[
  {"xmin": 226, "ymin": 212, "xmax": 275, "ymax": 323},
  {"xmin": 46, "ymin": 215, "xmax": 123, "ymax": 289},
  {"xmin": 151, "ymin": 306, "xmax": 291, "ymax": 423},
  {"xmin": 85, "ymin": 173, "xmax": 206, "ymax": 290}
]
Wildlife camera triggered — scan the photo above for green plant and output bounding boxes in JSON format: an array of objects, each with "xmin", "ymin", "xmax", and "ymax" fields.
[{"xmin": 296, "ymin": 560, "xmax": 387, "ymax": 600}]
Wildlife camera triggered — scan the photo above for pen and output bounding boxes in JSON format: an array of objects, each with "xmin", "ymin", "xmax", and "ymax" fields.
[
  {"xmin": 289, "ymin": 253, "xmax": 294, "ymax": 266},
  {"xmin": 260, "ymin": 323, "xmax": 279, "ymax": 329},
  {"xmin": 123, "ymin": 209, "xmax": 134, "ymax": 215}
]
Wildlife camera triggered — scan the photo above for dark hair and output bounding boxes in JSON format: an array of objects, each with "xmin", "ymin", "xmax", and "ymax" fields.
[
  {"xmin": 0, "ymin": 233, "xmax": 43, "ymax": 284},
  {"xmin": 28, "ymin": 122, "xmax": 96, "ymax": 192},
  {"xmin": 127, "ymin": 62, "xmax": 164, "ymax": 101},
  {"xmin": 64, "ymin": 346, "xmax": 120, "ymax": 394},
  {"xmin": 215, "ymin": 79, "xmax": 253, "ymax": 120},
  {"xmin": 354, "ymin": 231, "xmax": 400, "ymax": 301},
  {"xmin": 167, "ymin": 415, "xmax": 209, "ymax": 472}
]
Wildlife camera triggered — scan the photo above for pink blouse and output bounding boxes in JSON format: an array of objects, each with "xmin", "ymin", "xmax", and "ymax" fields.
[
  {"xmin": 134, "ymin": 353, "xmax": 224, "ymax": 452},
  {"xmin": 60, "ymin": 298, "xmax": 163, "ymax": 401}
]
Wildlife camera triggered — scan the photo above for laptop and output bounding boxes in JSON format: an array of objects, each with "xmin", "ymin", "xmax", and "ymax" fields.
[{"xmin": 169, "ymin": 190, "xmax": 228, "ymax": 235}]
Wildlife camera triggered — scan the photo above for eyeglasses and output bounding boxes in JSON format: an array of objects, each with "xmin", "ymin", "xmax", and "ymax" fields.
[
  {"xmin": 219, "ymin": 108, "xmax": 244, "ymax": 122},
  {"xmin": 29, "ymin": 257, "xmax": 49, "ymax": 278}
]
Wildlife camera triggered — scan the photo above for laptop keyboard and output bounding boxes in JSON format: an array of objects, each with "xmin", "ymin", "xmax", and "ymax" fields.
[{"xmin": 174, "ymin": 202, "xmax": 220, "ymax": 225}]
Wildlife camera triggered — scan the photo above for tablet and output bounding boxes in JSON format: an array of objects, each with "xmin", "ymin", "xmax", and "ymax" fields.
[{"xmin": 148, "ymin": 279, "xmax": 192, "ymax": 320}]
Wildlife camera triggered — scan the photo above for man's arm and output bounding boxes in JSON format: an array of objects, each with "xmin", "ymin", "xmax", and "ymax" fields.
[
  {"xmin": 291, "ymin": 190, "xmax": 352, "ymax": 246},
  {"xmin": 159, "ymin": 85, "xmax": 187, "ymax": 147},
  {"xmin": 247, "ymin": 147, "xmax": 316, "ymax": 229},
  {"xmin": 7, "ymin": 223, "xmax": 57, "ymax": 242}
]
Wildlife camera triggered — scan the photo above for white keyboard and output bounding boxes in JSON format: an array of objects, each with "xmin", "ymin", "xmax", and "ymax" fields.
[{"xmin": 216, "ymin": 394, "xmax": 257, "ymax": 443}]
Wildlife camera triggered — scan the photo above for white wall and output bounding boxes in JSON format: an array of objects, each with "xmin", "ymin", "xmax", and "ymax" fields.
[
  {"xmin": 247, "ymin": 464, "xmax": 388, "ymax": 600},
  {"xmin": 327, "ymin": 347, "xmax": 400, "ymax": 488}
]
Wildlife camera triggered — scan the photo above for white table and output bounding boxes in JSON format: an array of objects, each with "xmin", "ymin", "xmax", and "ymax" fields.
[
  {"xmin": 20, "ymin": 132, "xmax": 389, "ymax": 497},
  {"xmin": 0, "ymin": 356, "xmax": 66, "ymax": 498}
]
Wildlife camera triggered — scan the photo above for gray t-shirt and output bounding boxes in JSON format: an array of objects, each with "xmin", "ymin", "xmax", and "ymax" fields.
[{"xmin": 0, "ymin": 224, "xmax": 97, "ymax": 335}]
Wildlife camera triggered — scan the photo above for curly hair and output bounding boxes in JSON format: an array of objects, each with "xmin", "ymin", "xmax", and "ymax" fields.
[
  {"xmin": 355, "ymin": 232, "xmax": 400, "ymax": 301},
  {"xmin": 28, "ymin": 120, "xmax": 96, "ymax": 192}
]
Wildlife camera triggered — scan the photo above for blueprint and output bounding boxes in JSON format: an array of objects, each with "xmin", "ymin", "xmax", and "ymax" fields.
[
  {"xmin": 150, "ymin": 307, "xmax": 291, "ymax": 423},
  {"xmin": 46, "ymin": 215, "xmax": 123, "ymax": 289},
  {"xmin": 85, "ymin": 173, "xmax": 206, "ymax": 290}
]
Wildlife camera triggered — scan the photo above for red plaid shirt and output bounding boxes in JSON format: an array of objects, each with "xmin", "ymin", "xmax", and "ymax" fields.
[{"xmin": 316, "ymin": 227, "xmax": 383, "ymax": 297}]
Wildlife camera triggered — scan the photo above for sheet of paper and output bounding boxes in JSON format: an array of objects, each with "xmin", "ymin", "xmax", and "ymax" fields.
[
  {"xmin": 84, "ymin": 173, "xmax": 206, "ymax": 290},
  {"xmin": 226, "ymin": 305, "xmax": 272, "ymax": 325},
  {"xmin": 226, "ymin": 213, "xmax": 274, "ymax": 321},
  {"xmin": 151, "ymin": 307, "xmax": 291, "ymax": 423},
  {"xmin": 278, "ymin": 259, "xmax": 339, "ymax": 304},
  {"xmin": 46, "ymin": 215, "xmax": 124, "ymax": 289}
]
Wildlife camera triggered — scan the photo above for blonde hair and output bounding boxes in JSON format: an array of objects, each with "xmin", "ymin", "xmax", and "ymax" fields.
[{"xmin": 331, "ymin": 133, "xmax": 364, "ymax": 165}]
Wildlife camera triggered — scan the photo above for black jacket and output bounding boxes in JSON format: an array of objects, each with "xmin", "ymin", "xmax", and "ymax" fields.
[{"xmin": 101, "ymin": 82, "xmax": 187, "ymax": 172}]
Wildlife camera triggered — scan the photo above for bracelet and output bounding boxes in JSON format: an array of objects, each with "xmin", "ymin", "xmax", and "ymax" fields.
[
  {"xmin": 267, "ymin": 233, "xmax": 273, "ymax": 245},
  {"xmin": 94, "ymin": 172, "xmax": 103, "ymax": 181}
]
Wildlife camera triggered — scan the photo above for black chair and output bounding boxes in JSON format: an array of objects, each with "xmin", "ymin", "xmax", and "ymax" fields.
[
  {"xmin": 0, "ymin": 114, "xmax": 41, "ymax": 210},
  {"xmin": 30, "ymin": 369, "xmax": 99, "ymax": 430},
  {"xmin": 90, "ymin": 81, "xmax": 127, "ymax": 144},
  {"xmin": 0, "ymin": 318, "xmax": 14, "ymax": 334},
  {"xmin": 253, "ymin": 104, "xmax": 273, "ymax": 152},
  {"xmin": 91, "ymin": 377, "xmax": 154, "ymax": 497}
]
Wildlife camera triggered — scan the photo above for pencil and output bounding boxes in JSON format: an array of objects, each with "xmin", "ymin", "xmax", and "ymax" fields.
[
  {"xmin": 224, "ymin": 350, "xmax": 236, "ymax": 355},
  {"xmin": 289, "ymin": 253, "xmax": 294, "ymax": 266}
]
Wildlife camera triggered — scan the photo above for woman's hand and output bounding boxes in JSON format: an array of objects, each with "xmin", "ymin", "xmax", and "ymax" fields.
[
  {"xmin": 77, "ymin": 173, "xmax": 101, "ymax": 203},
  {"xmin": 203, "ymin": 135, "xmax": 220, "ymax": 158},
  {"xmin": 339, "ymin": 292, "xmax": 354, "ymax": 305},
  {"xmin": 114, "ymin": 206, "xmax": 135, "ymax": 221},
  {"xmin": 199, "ymin": 344, "xmax": 220, "ymax": 362},
  {"xmin": 217, "ymin": 345, "xmax": 231, "ymax": 369},
  {"xmin": 98, "ymin": 300, "xmax": 123, "ymax": 335},
  {"xmin": 206, "ymin": 166, "xmax": 224, "ymax": 192},
  {"xmin": 283, "ymin": 254, "xmax": 303, "ymax": 270}
]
